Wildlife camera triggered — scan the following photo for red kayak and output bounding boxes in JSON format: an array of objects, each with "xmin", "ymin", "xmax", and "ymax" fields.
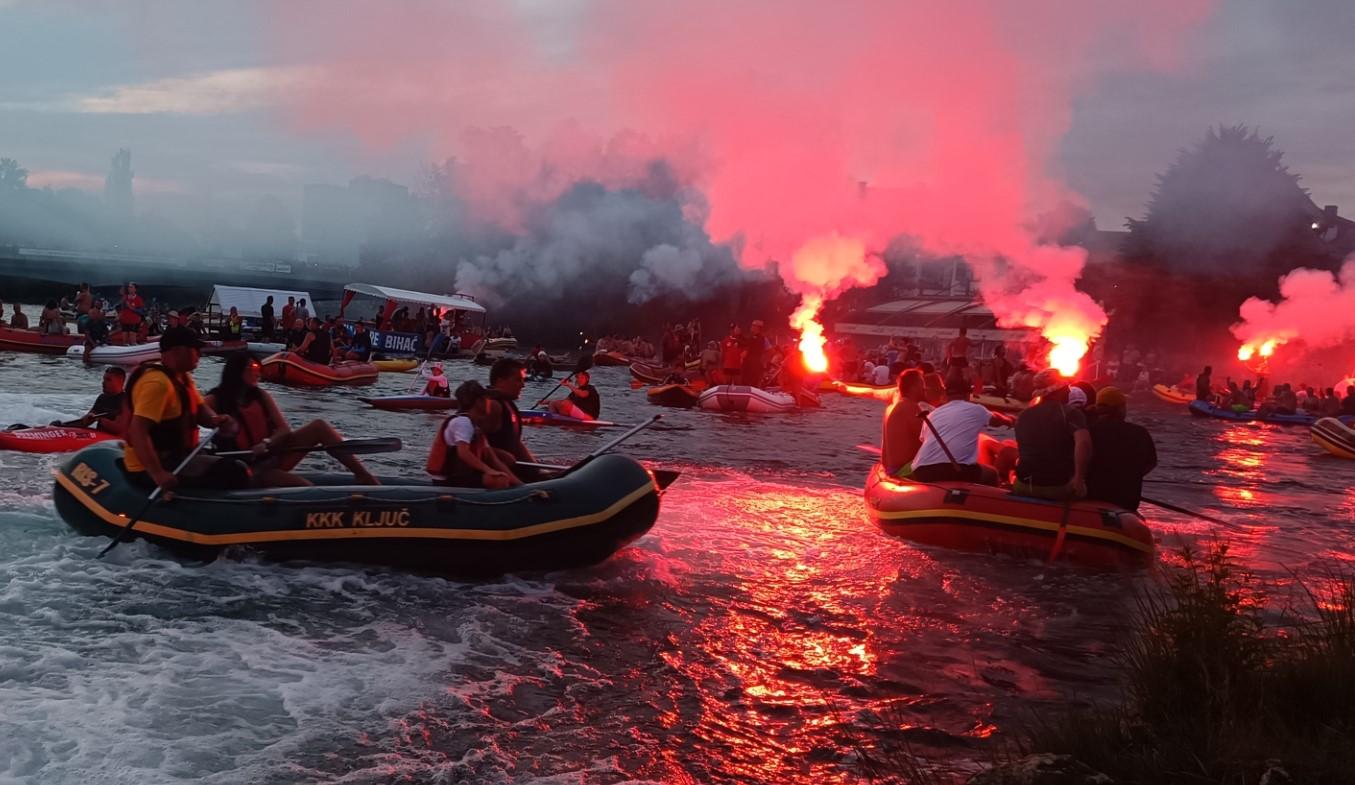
[
  {"xmin": 260, "ymin": 352, "xmax": 379, "ymax": 387},
  {"xmin": 360, "ymin": 395, "xmax": 456, "ymax": 411},
  {"xmin": 0, "ymin": 425, "xmax": 119, "ymax": 453}
]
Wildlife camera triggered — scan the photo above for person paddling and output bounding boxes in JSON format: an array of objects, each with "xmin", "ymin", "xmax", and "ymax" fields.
[
  {"xmin": 426, "ymin": 380, "xmax": 523, "ymax": 489},
  {"xmin": 546, "ymin": 370, "xmax": 600, "ymax": 421},
  {"xmin": 123, "ymin": 326, "xmax": 247, "ymax": 493},
  {"xmin": 61, "ymin": 366, "xmax": 128, "ymax": 435},
  {"xmin": 422, "ymin": 364, "xmax": 451, "ymax": 398},
  {"xmin": 205, "ymin": 353, "xmax": 378, "ymax": 487}
]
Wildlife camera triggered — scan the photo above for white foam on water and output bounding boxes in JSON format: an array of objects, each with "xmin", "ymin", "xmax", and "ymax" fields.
[{"xmin": 0, "ymin": 512, "xmax": 587, "ymax": 785}]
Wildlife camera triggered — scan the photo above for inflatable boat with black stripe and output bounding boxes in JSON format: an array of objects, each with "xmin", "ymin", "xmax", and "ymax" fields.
[{"xmin": 53, "ymin": 443, "xmax": 663, "ymax": 575}]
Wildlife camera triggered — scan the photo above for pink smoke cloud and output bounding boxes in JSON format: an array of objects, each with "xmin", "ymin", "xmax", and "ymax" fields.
[
  {"xmin": 260, "ymin": 1, "xmax": 1216, "ymax": 355},
  {"xmin": 1233, "ymin": 258, "xmax": 1355, "ymax": 353}
]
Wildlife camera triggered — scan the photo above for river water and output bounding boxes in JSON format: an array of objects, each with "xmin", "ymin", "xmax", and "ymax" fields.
[{"xmin": 0, "ymin": 350, "xmax": 1349, "ymax": 784}]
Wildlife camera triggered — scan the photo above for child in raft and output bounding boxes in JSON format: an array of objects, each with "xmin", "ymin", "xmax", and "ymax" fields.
[{"xmin": 426, "ymin": 380, "xmax": 523, "ymax": 489}]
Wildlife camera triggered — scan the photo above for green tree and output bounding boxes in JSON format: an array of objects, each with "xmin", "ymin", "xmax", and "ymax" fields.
[
  {"xmin": 0, "ymin": 158, "xmax": 28, "ymax": 191},
  {"xmin": 1125, "ymin": 125, "xmax": 1335, "ymax": 276}
]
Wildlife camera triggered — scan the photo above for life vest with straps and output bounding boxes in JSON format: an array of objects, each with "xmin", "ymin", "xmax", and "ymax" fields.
[
  {"xmin": 125, "ymin": 363, "xmax": 198, "ymax": 468},
  {"xmin": 484, "ymin": 389, "xmax": 523, "ymax": 455},
  {"xmin": 426, "ymin": 414, "xmax": 484, "ymax": 477},
  {"xmin": 208, "ymin": 386, "xmax": 275, "ymax": 451}
]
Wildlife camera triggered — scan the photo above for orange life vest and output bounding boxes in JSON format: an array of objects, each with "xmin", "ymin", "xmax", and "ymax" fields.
[{"xmin": 426, "ymin": 414, "xmax": 486, "ymax": 476}]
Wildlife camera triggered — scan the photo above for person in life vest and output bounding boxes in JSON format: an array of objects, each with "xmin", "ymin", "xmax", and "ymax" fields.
[
  {"xmin": 484, "ymin": 358, "xmax": 536, "ymax": 466},
  {"xmin": 205, "ymin": 353, "xmax": 378, "ymax": 487},
  {"xmin": 426, "ymin": 380, "xmax": 523, "ymax": 489},
  {"xmin": 546, "ymin": 370, "xmax": 600, "ymax": 421},
  {"xmin": 123, "ymin": 326, "xmax": 247, "ymax": 493},
  {"xmin": 422, "ymin": 363, "xmax": 451, "ymax": 397},
  {"xmin": 294, "ymin": 317, "xmax": 333, "ymax": 365}
]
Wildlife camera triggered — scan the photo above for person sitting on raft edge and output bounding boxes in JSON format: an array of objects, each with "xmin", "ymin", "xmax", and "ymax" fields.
[
  {"xmin": 294, "ymin": 317, "xmax": 334, "ymax": 366},
  {"xmin": 1013, "ymin": 369, "xmax": 1092, "ymax": 500},
  {"xmin": 909, "ymin": 369, "xmax": 1015, "ymax": 485},
  {"xmin": 1085, "ymin": 386, "xmax": 1156, "ymax": 512},
  {"xmin": 427, "ymin": 380, "xmax": 523, "ymax": 489},
  {"xmin": 881, "ymin": 368, "xmax": 926, "ymax": 478},
  {"xmin": 205, "ymin": 353, "xmax": 379, "ymax": 487},
  {"xmin": 484, "ymin": 358, "xmax": 537, "ymax": 466},
  {"xmin": 547, "ymin": 369, "xmax": 600, "ymax": 421},
  {"xmin": 56, "ymin": 365, "xmax": 129, "ymax": 435}
]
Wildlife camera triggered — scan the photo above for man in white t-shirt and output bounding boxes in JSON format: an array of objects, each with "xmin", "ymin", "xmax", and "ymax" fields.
[
  {"xmin": 911, "ymin": 370, "xmax": 1014, "ymax": 485},
  {"xmin": 871, "ymin": 362, "xmax": 891, "ymax": 386}
]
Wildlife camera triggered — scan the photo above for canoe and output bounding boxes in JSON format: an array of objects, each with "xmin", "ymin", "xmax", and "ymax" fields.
[
  {"xmin": 0, "ymin": 327, "xmax": 83, "ymax": 354},
  {"xmin": 629, "ymin": 360, "xmax": 675, "ymax": 385},
  {"xmin": 593, "ymin": 351, "xmax": 630, "ymax": 367},
  {"xmin": 373, "ymin": 358, "xmax": 420, "ymax": 373},
  {"xmin": 519, "ymin": 409, "xmax": 617, "ymax": 428},
  {"xmin": 361, "ymin": 395, "xmax": 456, "ymax": 412},
  {"xmin": 698, "ymin": 385, "xmax": 796, "ymax": 414},
  {"xmin": 259, "ymin": 352, "xmax": 379, "ymax": 387},
  {"xmin": 1187, "ymin": 399, "xmax": 1354, "ymax": 427},
  {"xmin": 66, "ymin": 342, "xmax": 162, "ymax": 366},
  {"xmin": 0, "ymin": 425, "xmax": 119, "ymax": 454},
  {"xmin": 483, "ymin": 337, "xmax": 517, "ymax": 352},
  {"xmin": 1152, "ymin": 384, "xmax": 1194, "ymax": 404},
  {"xmin": 864, "ymin": 464, "xmax": 1154, "ymax": 569},
  {"xmin": 972, "ymin": 394, "xmax": 1028, "ymax": 414},
  {"xmin": 647, "ymin": 383, "xmax": 702, "ymax": 408},
  {"xmin": 1312, "ymin": 417, "xmax": 1355, "ymax": 459},
  {"xmin": 51, "ymin": 444, "xmax": 661, "ymax": 576}
]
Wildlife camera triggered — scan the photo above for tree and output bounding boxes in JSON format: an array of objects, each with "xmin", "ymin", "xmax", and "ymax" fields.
[
  {"xmin": 1125, "ymin": 125, "xmax": 1336, "ymax": 277},
  {"xmin": 0, "ymin": 158, "xmax": 28, "ymax": 192}
]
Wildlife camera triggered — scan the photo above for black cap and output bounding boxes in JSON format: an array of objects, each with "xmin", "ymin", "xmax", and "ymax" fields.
[{"xmin": 159, "ymin": 325, "xmax": 205, "ymax": 351}]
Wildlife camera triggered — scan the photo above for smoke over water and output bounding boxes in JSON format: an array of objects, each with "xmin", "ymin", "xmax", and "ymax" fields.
[
  {"xmin": 265, "ymin": 1, "xmax": 1214, "ymax": 357},
  {"xmin": 1233, "ymin": 258, "xmax": 1355, "ymax": 358}
]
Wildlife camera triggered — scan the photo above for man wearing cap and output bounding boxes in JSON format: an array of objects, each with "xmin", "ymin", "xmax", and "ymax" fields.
[
  {"xmin": 123, "ymin": 326, "xmax": 244, "ymax": 493},
  {"xmin": 1013, "ymin": 369, "xmax": 1092, "ymax": 500},
  {"xmin": 1086, "ymin": 387, "xmax": 1156, "ymax": 511},
  {"xmin": 910, "ymin": 369, "xmax": 1015, "ymax": 484}
]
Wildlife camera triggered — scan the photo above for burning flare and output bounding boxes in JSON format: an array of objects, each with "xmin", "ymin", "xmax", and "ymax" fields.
[
  {"xmin": 1047, "ymin": 337, "xmax": 1086, "ymax": 378},
  {"xmin": 1237, "ymin": 338, "xmax": 1279, "ymax": 363},
  {"xmin": 791, "ymin": 295, "xmax": 829, "ymax": 374}
]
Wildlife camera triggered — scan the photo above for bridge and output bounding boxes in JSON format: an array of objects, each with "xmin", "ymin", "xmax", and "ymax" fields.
[{"xmin": 0, "ymin": 246, "xmax": 351, "ymax": 302}]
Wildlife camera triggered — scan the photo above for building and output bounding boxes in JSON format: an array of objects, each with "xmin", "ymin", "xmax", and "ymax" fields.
[{"xmin": 832, "ymin": 296, "xmax": 1043, "ymax": 365}]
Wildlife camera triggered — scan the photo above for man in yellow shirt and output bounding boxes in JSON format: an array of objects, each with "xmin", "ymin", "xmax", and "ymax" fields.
[{"xmin": 125, "ymin": 326, "xmax": 243, "ymax": 492}]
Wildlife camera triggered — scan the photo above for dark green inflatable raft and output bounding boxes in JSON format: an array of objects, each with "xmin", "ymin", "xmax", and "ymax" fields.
[{"xmin": 53, "ymin": 443, "xmax": 662, "ymax": 576}]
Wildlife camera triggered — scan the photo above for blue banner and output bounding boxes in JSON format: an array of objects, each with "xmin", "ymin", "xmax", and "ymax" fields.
[{"xmin": 367, "ymin": 329, "xmax": 422, "ymax": 355}]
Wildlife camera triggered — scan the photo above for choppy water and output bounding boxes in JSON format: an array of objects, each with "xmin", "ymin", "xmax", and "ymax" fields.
[{"xmin": 0, "ymin": 350, "xmax": 1350, "ymax": 784}]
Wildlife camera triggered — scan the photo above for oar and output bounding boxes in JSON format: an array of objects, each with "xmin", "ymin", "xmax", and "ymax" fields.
[
  {"xmin": 98, "ymin": 427, "xmax": 219, "ymax": 558},
  {"xmin": 1139, "ymin": 495, "xmax": 1231, "ymax": 526},
  {"xmin": 214, "ymin": 437, "xmax": 403, "ymax": 458},
  {"xmin": 561, "ymin": 414, "xmax": 663, "ymax": 476},
  {"xmin": 532, "ymin": 352, "xmax": 594, "ymax": 408},
  {"xmin": 518, "ymin": 460, "xmax": 681, "ymax": 491}
]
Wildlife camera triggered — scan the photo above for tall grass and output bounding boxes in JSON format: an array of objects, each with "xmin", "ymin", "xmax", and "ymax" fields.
[{"xmin": 1027, "ymin": 545, "xmax": 1355, "ymax": 784}]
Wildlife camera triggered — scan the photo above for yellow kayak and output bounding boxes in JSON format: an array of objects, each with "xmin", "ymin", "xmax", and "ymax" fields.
[
  {"xmin": 1312, "ymin": 417, "xmax": 1355, "ymax": 459},
  {"xmin": 1151, "ymin": 384, "xmax": 1193, "ymax": 405},
  {"xmin": 373, "ymin": 358, "xmax": 420, "ymax": 373}
]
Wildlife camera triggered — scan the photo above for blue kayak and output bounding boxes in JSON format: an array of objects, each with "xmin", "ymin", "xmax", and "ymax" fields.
[{"xmin": 1188, "ymin": 400, "xmax": 1355, "ymax": 427}]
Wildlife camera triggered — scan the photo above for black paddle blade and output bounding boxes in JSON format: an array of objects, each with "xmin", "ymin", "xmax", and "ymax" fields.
[
  {"xmin": 215, "ymin": 437, "xmax": 404, "ymax": 458},
  {"xmin": 651, "ymin": 468, "xmax": 681, "ymax": 491},
  {"xmin": 575, "ymin": 352, "xmax": 595, "ymax": 373}
]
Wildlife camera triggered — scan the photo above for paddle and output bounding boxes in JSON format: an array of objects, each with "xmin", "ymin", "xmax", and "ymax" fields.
[
  {"xmin": 1139, "ymin": 495, "xmax": 1232, "ymax": 526},
  {"xmin": 532, "ymin": 352, "xmax": 594, "ymax": 408},
  {"xmin": 560, "ymin": 414, "xmax": 663, "ymax": 476},
  {"xmin": 98, "ymin": 427, "xmax": 219, "ymax": 558},
  {"xmin": 214, "ymin": 437, "xmax": 403, "ymax": 459},
  {"xmin": 518, "ymin": 460, "xmax": 681, "ymax": 491}
]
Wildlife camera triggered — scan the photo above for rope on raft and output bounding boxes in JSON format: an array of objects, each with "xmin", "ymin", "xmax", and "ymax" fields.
[{"xmin": 170, "ymin": 489, "xmax": 557, "ymax": 506}]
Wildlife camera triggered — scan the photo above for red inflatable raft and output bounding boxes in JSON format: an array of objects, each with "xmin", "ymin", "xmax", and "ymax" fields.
[
  {"xmin": 0, "ymin": 425, "xmax": 119, "ymax": 453},
  {"xmin": 0, "ymin": 327, "xmax": 84, "ymax": 355},
  {"xmin": 259, "ymin": 352, "xmax": 379, "ymax": 387},
  {"xmin": 864, "ymin": 465, "xmax": 1154, "ymax": 569}
]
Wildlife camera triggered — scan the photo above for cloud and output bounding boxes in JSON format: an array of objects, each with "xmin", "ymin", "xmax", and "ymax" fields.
[
  {"xmin": 69, "ymin": 66, "xmax": 317, "ymax": 115},
  {"xmin": 25, "ymin": 169, "xmax": 185, "ymax": 194}
]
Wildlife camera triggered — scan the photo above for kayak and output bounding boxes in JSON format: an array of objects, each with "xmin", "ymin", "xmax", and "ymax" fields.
[
  {"xmin": 864, "ymin": 464, "xmax": 1154, "ymax": 570},
  {"xmin": 1187, "ymin": 399, "xmax": 1355, "ymax": 427},
  {"xmin": 66, "ymin": 342, "xmax": 162, "ymax": 365},
  {"xmin": 372, "ymin": 358, "xmax": 420, "ymax": 373},
  {"xmin": 629, "ymin": 361, "xmax": 670, "ymax": 385},
  {"xmin": 698, "ymin": 385, "xmax": 796, "ymax": 414},
  {"xmin": 260, "ymin": 352, "xmax": 379, "ymax": 387},
  {"xmin": 593, "ymin": 351, "xmax": 630, "ymax": 367},
  {"xmin": 1312, "ymin": 417, "xmax": 1355, "ymax": 459},
  {"xmin": 361, "ymin": 395, "xmax": 456, "ymax": 412},
  {"xmin": 647, "ymin": 383, "xmax": 702, "ymax": 408},
  {"xmin": 972, "ymin": 394, "xmax": 1028, "ymax": 414},
  {"xmin": 52, "ymin": 443, "xmax": 661, "ymax": 576},
  {"xmin": 1152, "ymin": 384, "xmax": 1194, "ymax": 404},
  {"xmin": 0, "ymin": 425, "xmax": 119, "ymax": 453},
  {"xmin": 0, "ymin": 326, "xmax": 83, "ymax": 354},
  {"xmin": 519, "ymin": 409, "xmax": 617, "ymax": 428}
]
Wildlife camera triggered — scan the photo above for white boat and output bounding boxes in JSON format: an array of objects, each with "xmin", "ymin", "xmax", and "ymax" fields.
[
  {"xmin": 697, "ymin": 385, "xmax": 797, "ymax": 414},
  {"xmin": 67, "ymin": 342, "xmax": 161, "ymax": 365}
]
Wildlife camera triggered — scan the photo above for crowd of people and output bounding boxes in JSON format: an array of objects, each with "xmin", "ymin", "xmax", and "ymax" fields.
[
  {"xmin": 882, "ymin": 365, "xmax": 1157, "ymax": 511},
  {"xmin": 1192, "ymin": 365, "xmax": 1355, "ymax": 416}
]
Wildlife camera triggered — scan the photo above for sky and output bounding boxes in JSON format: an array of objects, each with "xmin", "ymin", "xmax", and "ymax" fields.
[{"xmin": 1, "ymin": 0, "xmax": 1352, "ymax": 231}]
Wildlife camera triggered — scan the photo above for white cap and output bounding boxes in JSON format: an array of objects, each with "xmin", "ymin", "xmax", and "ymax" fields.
[{"xmin": 1068, "ymin": 387, "xmax": 1088, "ymax": 408}]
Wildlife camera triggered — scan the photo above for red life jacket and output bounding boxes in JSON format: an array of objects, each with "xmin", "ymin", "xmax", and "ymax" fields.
[{"xmin": 207, "ymin": 386, "xmax": 275, "ymax": 451}]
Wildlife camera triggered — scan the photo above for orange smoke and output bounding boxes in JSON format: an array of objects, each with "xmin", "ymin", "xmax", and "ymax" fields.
[{"xmin": 790, "ymin": 296, "xmax": 829, "ymax": 374}]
